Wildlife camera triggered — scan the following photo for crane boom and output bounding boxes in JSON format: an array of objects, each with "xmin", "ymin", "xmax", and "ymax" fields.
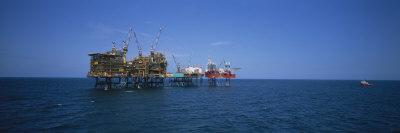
[
  {"xmin": 124, "ymin": 27, "xmax": 132, "ymax": 47},
  {"xmin": 172, "ymin": 54, "xmax": 181, "ymax": 73},
  {"xmin": 131, "ymin": 26, "xmax": 143, "ymax": 56},
  {"xmin": 151, "ymin": 27, "xmax": 163, "ymax": 52}
]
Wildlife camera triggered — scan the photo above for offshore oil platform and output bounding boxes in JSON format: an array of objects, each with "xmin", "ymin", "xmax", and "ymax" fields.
[
  {"xmin": 88, "ymin": 26, "xmax": 239, "ymax": 89},
  {"xmin": 166, "ymin": 55, "xmax": 204, "ymax": 87},
  {"xmin": 205, "ymin": 58, "xmax": 239, "ymax": 86}
]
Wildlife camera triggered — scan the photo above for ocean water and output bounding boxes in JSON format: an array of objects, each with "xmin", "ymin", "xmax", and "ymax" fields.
[{"xmin": 1, "ymin": 78, "xmax": 400, "ymax": 132}]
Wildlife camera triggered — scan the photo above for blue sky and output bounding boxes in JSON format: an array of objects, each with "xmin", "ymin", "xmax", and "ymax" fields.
[{"xmin": 0, "ymin": 0, "xmax": 399, "ymax": 80}]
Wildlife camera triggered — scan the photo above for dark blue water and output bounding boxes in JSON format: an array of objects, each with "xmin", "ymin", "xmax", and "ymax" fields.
[{"xmin": 1, "ymin": 78, "xmax": 400, "ymax": 132}]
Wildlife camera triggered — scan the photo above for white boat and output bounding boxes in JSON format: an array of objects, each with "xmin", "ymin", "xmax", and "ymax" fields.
[{"xmin": 361, "ymin": 80, "xmax": 372, "ymax": 87}]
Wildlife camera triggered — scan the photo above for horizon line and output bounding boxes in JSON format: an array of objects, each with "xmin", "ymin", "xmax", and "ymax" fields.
[{"xmin": 0, "ymin": 76, "xmax": 398, "ymax": 81}]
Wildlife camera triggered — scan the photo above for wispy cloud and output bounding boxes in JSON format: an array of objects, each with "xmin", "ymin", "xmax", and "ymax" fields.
[
  {"xmin": 162, "ymin": 50, "xmax": 189, "ymax": 58},
  {"xmin": 210, "ymin": 41, "xmax": 231, "ymax": 46},
  {"xmin": 88, "ymin": 22, "xmax": 128, "ymax": 40},
  {"xmin": 89, "ymin": 22, "xmax": 126, "ymax": 34}
]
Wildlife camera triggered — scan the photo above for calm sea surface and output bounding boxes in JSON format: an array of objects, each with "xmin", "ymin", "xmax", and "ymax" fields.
[{"xmin": 1, "ymin": 78, "xmax": 399, "ymax": 132}]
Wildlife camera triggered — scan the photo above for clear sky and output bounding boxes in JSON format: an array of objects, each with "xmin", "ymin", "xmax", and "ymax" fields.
[{"xmin": 0, "ymin": 0, "xmax": 399, "ymax": 80}]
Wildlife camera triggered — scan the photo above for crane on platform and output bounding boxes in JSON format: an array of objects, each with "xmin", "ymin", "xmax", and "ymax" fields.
[
  {"xmin": 111, "ymin": 41, "xmax": 117, "ymax": 53},
  {"xmin": 112, "ymin": 41, "xmax": 116, "ymax": 48},
  {"xmin": 122, "ymin": 27, "xmax": 132, "ymax": 53},
  {"xmin": 150, "ymin": 27, "xmax": 163, "ymax": 53},
  {"xmin": 123, "ymin": 27, "xmax": 132, "ymax": 48},
  {"xmin": 172, "ymin": 54, "xmax": 181, "ymax": 73},
  {"xmin": 131, "ymin": 26, "xmax": 143, "ymax": 56}
]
